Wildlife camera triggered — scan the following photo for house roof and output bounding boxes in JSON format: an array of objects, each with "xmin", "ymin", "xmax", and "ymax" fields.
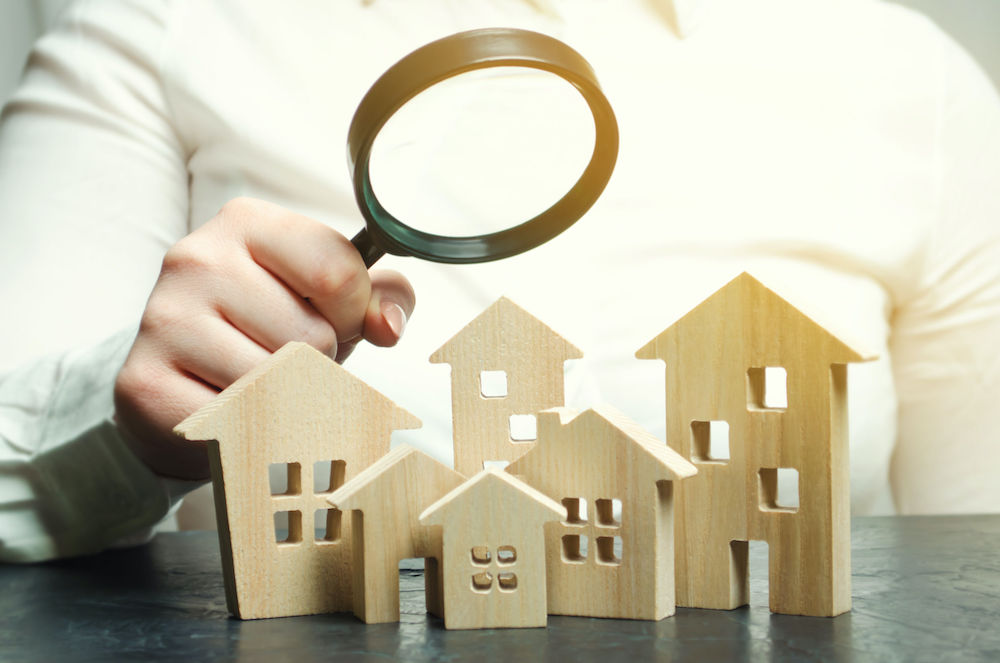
[
  {"xmin": 419, "ymin": 468, "xmax": 565, "ymax": 528},
  {"xmin": 506, "ymin": 405, "xmax": 697, "ymax": 481},
  {"xmin": 635, "ymin": 272, "xmax": 876, "ymax": 364},
  {"xmin": 429, "ymin": 296, "xmax": 582, "ymax": 366},
  {"xmin": 174, "ymin": 342, "xmax": 421, "ymax": 442},
  {"xmin": 327, "ymin": 444, "xmax": 465, "ymax": 512}
]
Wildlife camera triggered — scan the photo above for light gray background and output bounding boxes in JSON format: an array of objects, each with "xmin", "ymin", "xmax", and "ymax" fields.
[{"xmin": 1, "ymin": 0, "xmax": 999, "ymax": 110}]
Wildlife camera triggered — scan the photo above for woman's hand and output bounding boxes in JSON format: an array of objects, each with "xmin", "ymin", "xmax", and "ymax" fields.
[{"xmin": 113, "ymin": 197, "xmax": 415, "ymax": 479}]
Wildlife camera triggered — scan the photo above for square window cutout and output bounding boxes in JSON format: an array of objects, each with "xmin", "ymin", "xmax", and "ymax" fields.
[
  {"xmin": 471, "ymin": 546, "xmax": 492, "ymax": 565},
  {"xmin": 595, "ymin": 498, "xmax": 622, "ymax": 527},
  {"xmin": 562, "ymin": 497, "xmax": 588, "ymax": 524},
  {"xmin": 314, "ymin": 508, "xmax": 342, "ymax": 543},
  {"xmin": 497, "ymin": 545, "xmax": 517, "ymax": 565},
  {"xmin": 747, "ymin": 367, "xmax": 788, "ymax": 410},
  {"xmin": 471, "ymin": 571, "xmax": 493, "ymax": 593},
  {"xmin": 480, "ymin": 370, "xmax": 508, "ymax": 398},
  {"xmin": 561, "ymin": 534, "xmax": 588, "ymax": 563},
  {"xmin": 690, "ymin": 421, "xmax": 730, "ymax": 463},
  {"xmin": 509, "ymin": 414, "xmax": 537, "ymax": 442},
  {"xmin": 497, "ymin": 572, "xmax": 518, "ymax": 592},
  {"xmin": 758, "ymin": 467, "xmax": 799, "ymax": 512},
  {"xmin": 269, "ymin": 462, "xmax": 301, "ymax": 496},
  {"xmin": 275, "ymin": 510, "xmax": 302, "ymax": 545},
  {"xmin": 314, "ymin": 460, "xmax": 346, "ymax": 494},
  {"xmin": 596, "ymin": 536, "xmax": 622, "ymax": 565}
]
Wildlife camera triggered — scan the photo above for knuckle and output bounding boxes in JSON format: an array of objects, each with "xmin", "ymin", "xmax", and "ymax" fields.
[
  {"xmin": 161, "ymin": 237, "xmax": 212, "ymax": 274},
  {"xmin": 218, "ymin": 196, "xmax": 258, "ymax": 221},
  {"xmin": 309, "ymin": 261, "xmax": 368, "ymax": 302},
  {"xmin": 139, "ymin": 293, "xmax": 187, "ymax": 336}
]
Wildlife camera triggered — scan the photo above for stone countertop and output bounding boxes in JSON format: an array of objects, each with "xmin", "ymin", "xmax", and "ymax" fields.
[{"xmin": 1, "ymin": 516, "xmax": 998, "ymax": 662}]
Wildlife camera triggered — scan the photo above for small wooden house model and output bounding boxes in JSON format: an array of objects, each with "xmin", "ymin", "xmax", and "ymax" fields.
[
  {"xmin": 419, "ymin": 468, "xmax": 565, "ymax": 629},
  {"xmin": 328, "ymin": 444, "xmax": 465, "ymax": 623},
  {"xmin": 430, "ymin": 297, "xmax": 582, "ymax": 476},
  {"xmin": 635, "ymin": 272, "xmax": 875, "ymax": 617},
  {"xmin": 175, "ymin": 342, "xmax": 421, "ymax": 619},
  {"xmin": 506, "ymin": 405, "xmax": 697, "ymax": 620}
]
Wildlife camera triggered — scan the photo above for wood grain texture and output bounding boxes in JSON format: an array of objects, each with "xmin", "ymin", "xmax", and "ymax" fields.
[
  {"xmin": 174, "ymin": 342, "xmax": 421, "ymax": 620},
  {"xmin": 506, "ymin": 405, "xmax": 697, "ymax": 620},
  {"xmin": 328, "ymin": 444, "xmax": 466, "ymax": 623},
  {"xmin": 430, "ymin": 297, "xmax": 582, "ymax": 477},
  {"xmin": 636, "ymin": 272, "xmax": 875, "ymax": 617},
  {"xmin": 419, "ymin": 469, "xmax": 566, "ymax": 629}
]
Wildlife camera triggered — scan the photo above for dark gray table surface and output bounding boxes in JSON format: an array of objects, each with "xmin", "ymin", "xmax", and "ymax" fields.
[{"xmin": 1, "ymin": 516, "xmax": 998, "ymax": 662}]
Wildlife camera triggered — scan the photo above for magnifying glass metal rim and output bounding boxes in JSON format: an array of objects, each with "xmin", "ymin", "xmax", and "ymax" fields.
[{"xmin": 347, "ymin": 27, "xmax": 619, "ymax": 267}]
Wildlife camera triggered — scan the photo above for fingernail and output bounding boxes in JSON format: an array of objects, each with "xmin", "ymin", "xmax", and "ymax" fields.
[{"xmin": 381, "ymin": 301, "xmax": 407, "ymax": 339}]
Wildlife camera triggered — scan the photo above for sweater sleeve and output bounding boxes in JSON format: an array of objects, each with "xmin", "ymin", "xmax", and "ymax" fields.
[
  {"xmin": 0, "ymin": 0, "xmax": 199, "ymax": 561},
  {"xmin": 888, "ymin": 30, "xmax": 1000, "ymax": 514}
]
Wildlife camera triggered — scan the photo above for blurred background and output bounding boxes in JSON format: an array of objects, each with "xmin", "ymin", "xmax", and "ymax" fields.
[
  {"xmin": 2, "ymin": 0, "xmax": 1000, "ymax": 108},
  {"xmin": 2, "ymin": 0, "xmax": 999, "ymax": 107}
]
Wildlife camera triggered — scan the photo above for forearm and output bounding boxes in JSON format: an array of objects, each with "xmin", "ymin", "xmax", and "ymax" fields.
[{"xmin": 0, "ymin": 328, "xmax": 205, "ymax": 562}]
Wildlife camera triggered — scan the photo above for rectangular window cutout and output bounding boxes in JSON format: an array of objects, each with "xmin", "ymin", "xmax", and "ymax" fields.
[
  {"xmin": 269, "ymin": 462, "xmax": 301, "ymax": 496},
  {"xmin": 596, "ymin": 536, "xmax": 622, "ymax": 565},
  {"xmin": 480, "ymin": 370, "xmax": 508, "ymax": 398},
  {"xmin": 315, "ymin": 508, "xmax": 342, "ymax": 543},
  {"xmin": 690, "ymin": 421, "xmax": 730, "ymax": 463},
  {"xmin": 471, "ymin": 546, "xmax": 492, "ymax": 565},
  {"xmin": 509, "ymin": 414, "xmax": 537, "ymax": 442},
  {"xmin": 497, "ymin": 545, "xmax": 517, "ymax": 565},
  {"xmin": 561, "ymin": 534, "xmax": 588, "ymax": 563},
  {"xmin": 497, "ymin": 572, "xmax": 518, "ymax": 592},
  {"xmin": 595, "ymin": 498, "xmax": 622, "ymax": 527},
  {"xmin": 562, "ymin": 497, "xmax": 588, "ymax": 524},
  {"xmin": 758, "ymin": 467, "xmax": 799, "ymax": 512},
  {"xmin": 471, "ymin": 571, "xmax": 493, "ymax": 593},
  {"xmin": 483, "ymin": 460, "xmax": 510, "ymax": 471},
  {"xmin": 747, "ymin": 367, "xmax": 788, "ymax": 411},
  {"xmin": 275, "ymin": 510, "xmax": 302, "ymax": 545},
  {"xmin": 314, "ymin": 460, "xmax": 346, "ymax": 494}
]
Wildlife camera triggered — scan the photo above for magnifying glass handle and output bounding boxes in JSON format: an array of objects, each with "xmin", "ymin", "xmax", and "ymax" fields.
[{"xmin": 351, "ymin": 228, "xmax": 385, "ymax": 269}]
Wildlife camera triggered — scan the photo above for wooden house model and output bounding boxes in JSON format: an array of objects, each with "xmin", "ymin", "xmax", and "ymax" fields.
[
  {"xmin": 635, "ymin": 272, "xmax": 874, "ymax": 617},
  {"xmin": 506, "ymin": 405, "xmax": 697, "ymax": 620},
  {"xmin": 419, "ymin": 468, "xmax": 565, "ymax": 629},
  {"xmin": 430, "ymin": 297, "xmax": 582, "ymax": 476},
  {"xmin": 174, "ymin": 342, "xmax": 421, "ymax": 619},
  {"xmin": 328, "ymin": 444, "xmax": 465, "ymax": 623}
]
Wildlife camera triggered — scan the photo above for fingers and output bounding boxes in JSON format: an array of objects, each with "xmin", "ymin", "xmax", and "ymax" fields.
[
  {"xmin": 214, "ymin": 257, "xmax": 338, "ymax": 356},
  {"xmin": 113, "ymin": 198, "xmax": 418, "ymax": 481},
  {"xmin": 363, "ymin": 269, "xmax": 417, "ymax": 348},
  {"xmin": 236, "ymin": 200, "xmax": 372, "ymax": 346},
  {"xmin": 165, "ymin": 314, "xmax": 273, "ymax": 389}
]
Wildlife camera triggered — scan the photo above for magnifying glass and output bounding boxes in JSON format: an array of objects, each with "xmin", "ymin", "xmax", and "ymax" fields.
[{"xmin": 347, "ymin": 28, "xmax": 619, "ymax": 267}]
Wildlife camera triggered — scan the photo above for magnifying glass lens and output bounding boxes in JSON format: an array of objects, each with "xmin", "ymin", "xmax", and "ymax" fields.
[
  {"xmin": 347, "ymin": 28, "xmax": 618, "ymax": 267},
  {"xmin": 369, "ymin": 67, "xmax": 596, "ymax": 240}
]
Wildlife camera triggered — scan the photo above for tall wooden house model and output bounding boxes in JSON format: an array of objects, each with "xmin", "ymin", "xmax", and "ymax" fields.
[
  {"xmin": 430, "ymin": 297, "xmax": 582, "ymax": 476},
  {"xmin": 636, "ymin": 272, "xmax": 874, "ymax": 617}
]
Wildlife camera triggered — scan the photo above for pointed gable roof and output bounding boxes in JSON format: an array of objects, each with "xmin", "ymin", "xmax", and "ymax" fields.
[
  {"xmin": 507, "ymin": 405, "xmax": 697, "ymax": 481},
  {"xmin": 175, "ymin": 342, "xmax": 421, "ymax": 442},
  {"xmin": 419, "ymin": 468, "xmax": 565, "ymax": 528},
  {"xmin": 429, "ymin": 296, "xmax": 582, "ymax": 366},
  {"xmin": 635, "ymin": 272, "xmax": 876, "ymax": 364},
  {"xmin": 328, "ymin": 444, "xmax": 464, "ymax": 512}
]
